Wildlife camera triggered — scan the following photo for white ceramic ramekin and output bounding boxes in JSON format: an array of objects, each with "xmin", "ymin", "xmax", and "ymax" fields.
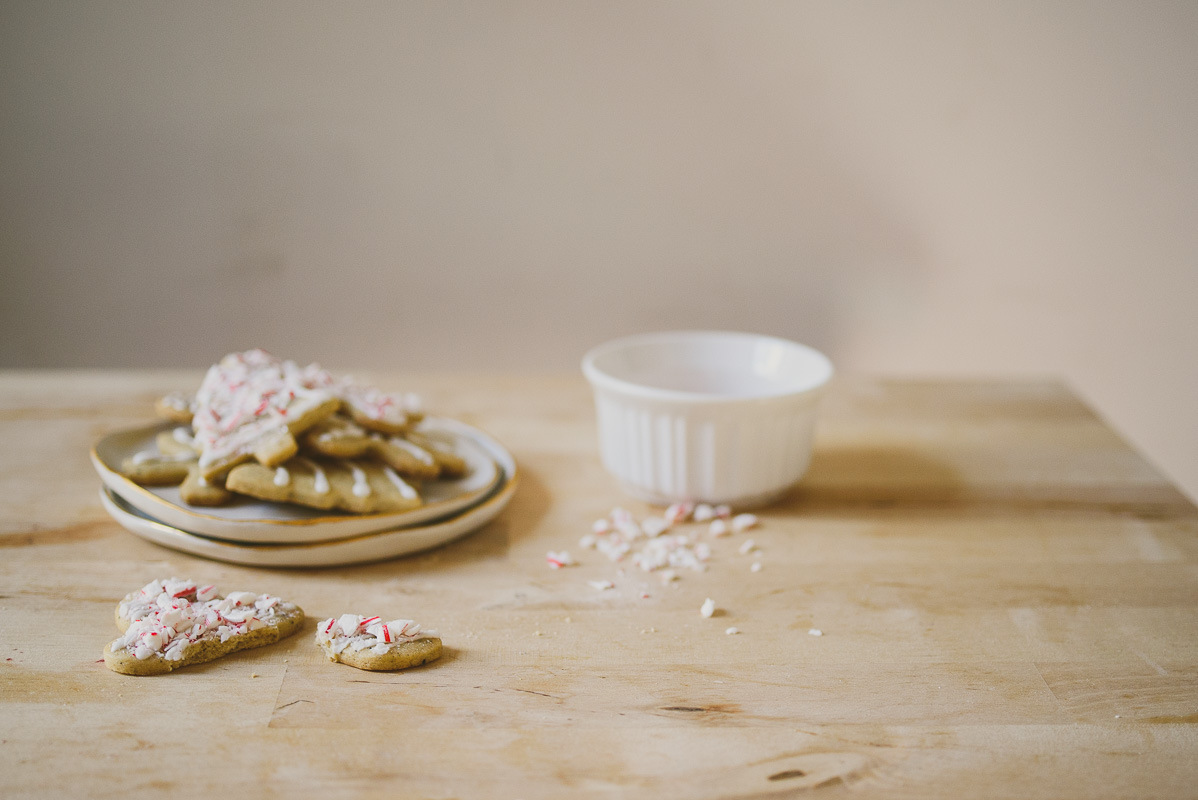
[{"xmin": 581, "ymin": 331, "xmax": 833, "ymax": 507}]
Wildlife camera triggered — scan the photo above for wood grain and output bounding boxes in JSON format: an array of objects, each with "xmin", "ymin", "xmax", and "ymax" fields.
[{"xmin": 1, "ymin": 372, "xmax": 1195, "ymax": 799}]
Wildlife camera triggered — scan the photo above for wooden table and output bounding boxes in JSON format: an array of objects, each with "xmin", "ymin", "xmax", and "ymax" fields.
[{"xmin": 2, "ymin": 372, "xmax": 1196, "ymax": 799}]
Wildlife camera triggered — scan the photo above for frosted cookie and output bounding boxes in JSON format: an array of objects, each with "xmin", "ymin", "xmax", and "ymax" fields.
[
  {"xmin": 225, "ymin": 457, "xmax": 422, "ymax": 514},
  {"xmin": 156, "ymin": 426, "xmax": 198, "ymax": 456},
  {"xmin": 315, "ymin": 613, "xmax": 441, "ymax": 671},
  {"xmin": 155, "ymin": 392, "xmax": 194, "ymax": 424},
  {"xmin": 179, "ymin": 466, "xmax": 234, "ymax": 507},
  {"xmin": 339, "ymin": 385, "xmax": 423, "ymax": 435},
  {"xmin": 103, "ymin": 578, "xmax": 304, "ymax": 676},
  {"xmin": 302, "ymin": 416, "xmax": 442, "ymax": 480},
  {"xmin": 120, "ymin": 449, "xmax": 196, "ymax": 486},
  {"xmin": 191, "ymin": 350, "xmax": 341, "ymax": 480},
  {"xmin": 405, "ymin": 430, "xmax": 468, "ymax": 478}
]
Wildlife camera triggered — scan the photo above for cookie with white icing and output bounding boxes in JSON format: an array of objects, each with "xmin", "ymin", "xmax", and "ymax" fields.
[
  {"xmin": 301, "ymin": 415, "xmax": 443, "ymax": 481},
  {"xmin": 104, "ymin": 578, "xmax": 304, "ymax": 676},
  {"xmin": 178, "ymin": 466, "xmax": 234, "ymax": 507},
  {"xmin": 224, "ymin": 456, "xmax": 423, "ymax": 514},
  {"xmin": 315, "ymin": 613, "xmax": 442, "ymax": 671}
]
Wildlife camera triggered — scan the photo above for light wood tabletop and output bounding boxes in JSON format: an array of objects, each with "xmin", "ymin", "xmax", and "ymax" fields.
[{"xmin": 2, "ymin": 371, "xmax": 1196, "ymax": 799}]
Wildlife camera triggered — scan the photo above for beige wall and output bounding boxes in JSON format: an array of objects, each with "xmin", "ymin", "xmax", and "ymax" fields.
[{"xmin": 2, "ymin": 1, "xmax": 1196, "ymax": 500}]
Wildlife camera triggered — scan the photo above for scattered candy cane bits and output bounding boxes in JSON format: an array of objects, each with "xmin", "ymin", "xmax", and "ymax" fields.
[
  {"xmin": 700, "ymin": 598, "xmax": 716, "ymax": 618},
  {"xmin": 731, "ymin": 513, "xmax": 758, "ymax": 533},
  {"xmin": 588, "ymin": 580, "xmax": 615, "ymax": 591},
  {"xmin": 546, "ymin": 550, "xmax": 576, "ymax": 569},
  {"xmin": 808, "ymin": 628, "xmax": 823, "ymax": 637},
  {"xmin": 725, "ymin": 627, "xmax": 740, "ymax": 635}
]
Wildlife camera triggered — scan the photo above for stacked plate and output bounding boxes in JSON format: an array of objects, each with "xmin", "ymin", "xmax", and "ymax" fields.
[{"xmin": 91, "ymin": 417, "xmax": 517, "ymax": 567}]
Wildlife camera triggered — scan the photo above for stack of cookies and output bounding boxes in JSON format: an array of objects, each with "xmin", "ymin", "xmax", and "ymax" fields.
[{"xmin": 120, "ymin": 350, "xmax": 468, "ymax": 515}]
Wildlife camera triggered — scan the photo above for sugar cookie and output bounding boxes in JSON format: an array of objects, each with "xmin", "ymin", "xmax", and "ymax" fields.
[
  {"xmin": 155, "ymin": 392, "xmax": 194, "ymax": 424},
  {"xmin": 179, "ymin": 466, "xmax": 234, "ymax": 507},
  {"xmin": 301, "ymin": 416, "xmax": 442, "ymax": 480},
  {"xmin": 104, "ymin": 578, "xmax": 304, "ymax": 676},
  {"xmin": 315, "ymin": 613, "xmax": 441, "ymax": 671},
  {"xmin": 225, "ymin": 457, "xmax": 422, "ymax": 514}
]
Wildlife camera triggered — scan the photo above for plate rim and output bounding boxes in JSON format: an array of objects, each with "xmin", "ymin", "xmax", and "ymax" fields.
[{"xmin": 99, "ymin": 464, "xmax": 518, "ymax": 566}]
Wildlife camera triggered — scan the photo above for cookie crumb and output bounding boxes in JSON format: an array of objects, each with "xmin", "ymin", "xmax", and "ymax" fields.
[
  {"xmin": 700, "ymin": 598, "xmax": 716, "ymax": 618},
  {"xmin": 251, "ymin": 673, "xmax": 259, "ymax": 678}
]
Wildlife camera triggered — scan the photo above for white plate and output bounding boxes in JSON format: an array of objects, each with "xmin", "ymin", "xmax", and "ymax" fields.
[
  {"xmin": 91, "ymin": 417, "xmax": 507, "ymax": 544},
  {"xmin": 100, "ymin": 472, "xmax": 517, "ymax": 567}
]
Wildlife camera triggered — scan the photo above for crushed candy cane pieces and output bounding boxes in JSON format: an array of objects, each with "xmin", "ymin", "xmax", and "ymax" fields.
[
  {"xmin": 808, "ymin": 628, "xmax": 823, "ymax": 637},
  {"xmin": 700, "ymin": 598, "xmax": 716, "ymax": 618},
  {"xmin": 709, "ymin": 519, "xmax": 729, "ymax": 537},
  {"xmin": 316, "ymin": 613, "xmax": 438, "ymax": 655},
  {"xmin": 738, "ymin": 539, "xmax": 756, "ymax": 555},
  {"xmin": 751, "ymin": 562, "xmax": 763, "ymax": 573},
  {"xmin": 725, "ymin": 627, "xmax": 740, "ymax": 635},
  {"xmin": 731, "ymin": 513, "xmax": 759, "ymax": 533},
  {"xmin": 546, "ymin": 550, "xmax": 576, "ymax": 569},
  {"xmin": 588, "ymin": 580, "xmax": 615, "ymax": 591},
  {"xmin": 664, "ymin": 502, "xmax": 694, "ymax": 524}
]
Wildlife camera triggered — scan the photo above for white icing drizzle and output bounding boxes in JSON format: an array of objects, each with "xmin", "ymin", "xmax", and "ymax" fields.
[
  {"xmin": 310, "ymin": 462, "xmax": 329, "ymax": 495},
  {"xmin": 383, "ymin": 466, "xmax": 419, "ymax": 500},
  {"xmin": 349, "ymin": 462, "xmax": 371, "ymax": 497},
  {"xmin": 387, "ymin": 436, "xmax": 436, "ymax": 465},
  {"xmin": 196, "ymin": 474, "xmax": 209, "ymax": 487},
  {"xmin": 172, "ymin": 427, "xmax": 194, "ymax": 445},
  {"xmin": 273, "ymin": 466, "xmax": 290, "ymax": 487}
]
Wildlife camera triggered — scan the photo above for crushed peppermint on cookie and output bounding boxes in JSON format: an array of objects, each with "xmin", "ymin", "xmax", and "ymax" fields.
[
  {"xmin": 109, "ymin": 578, "xmax": 293, "ymax": 662},
  {"xmin": 315, "ymin": 613, "xmax": 438, "ymax": 655},
  {"xmin": 190, "ymin": 349, "xmax": 422, "ymax": 472},
  {"xmin": 546, "ymin": 550, "xmax": 576, "ymax": 568}
]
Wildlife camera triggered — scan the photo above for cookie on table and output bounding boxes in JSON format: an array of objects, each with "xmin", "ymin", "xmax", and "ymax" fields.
[
  {"xmin": 224, "ymin": 457, "xmax": 422, "ymax": 514},
  {"xmin": 315, "ymin": 613, "xmax": 442, "ymax": 671},
  {"xmin": 103, "ymin": 577, "xmax": 304, "ymax": 676}
]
